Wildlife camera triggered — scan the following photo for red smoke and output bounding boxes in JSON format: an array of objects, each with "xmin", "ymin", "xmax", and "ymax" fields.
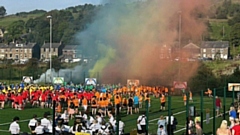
[{"xmin": 99, "ymin": 0, "xmax": 210, "ymax": 86}]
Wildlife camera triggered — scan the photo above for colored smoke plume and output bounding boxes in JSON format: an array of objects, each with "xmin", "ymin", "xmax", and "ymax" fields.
[{"xmin": 75, "ymin": 0, "xmax": 211, "ymax": 85}]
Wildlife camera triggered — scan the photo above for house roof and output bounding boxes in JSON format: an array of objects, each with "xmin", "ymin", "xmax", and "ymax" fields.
[
  {"xmin": 63, "ymin": 45, "xmax": 78, "ymax": 50},
  {"xmin": 41, "ymin": 42, "xmax": 62, "ymax": 48},
  {"xmin": 0, "ymin": 42, "xmax": 37, "ymax": 48},
  {"xmin": 183, "ymin": 42, "xmax": 200, "ymax": 49},
  {"xmin": 201, "ymin": 41, "xmax": 229, "ymax": 48}
]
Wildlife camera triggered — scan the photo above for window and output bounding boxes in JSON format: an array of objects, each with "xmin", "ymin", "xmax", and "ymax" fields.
[
  {"xmin": 211, "ymin": 49, "xmax": 215, "ymax": 53},
  {"xmin": 203, "ymin": 54, "xmax": 206, "ymax": 57},
  {"xmin": 16, "ymin": 49, "xmax": 18, "ymax": 52},
  {"xmin": 15, "ymin": 55, "xmax": 18, "ymax": 59},
  {"xmin": 25, "ymin": 54, "xmax": 27, "ymax": 57},
  {"xmin": 25, "ymin": 49, "xmax": 27, "ymax": 53},
  {"xmin": 43, "ymin": 48, "xmax": 46, "ymax": 52},
  {"xmin": 10, "ymin": 54, "xmax": 12, "ymax": 57},
  {"xmin": 203, "ymin": 49, "xmax": 206, "ymax": 52},
  {"xmin": 53, "ymin": 48, "xmax": 56, "ymax": 52},
  {"xmin": 1, "ymin": 49, "xmax": 4, "ymax": 53},
  {"xmin": 220, "ymin": 49, "xmax": 224, "ymax": 53}
]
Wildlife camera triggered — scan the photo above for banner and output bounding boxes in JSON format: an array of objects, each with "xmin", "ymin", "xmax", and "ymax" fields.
[
  {"xmin": 22, "ymin": 76, "xmax": 33, "ymax": 83},
  {"xmin": 228, "ymin": 83, "xmax": 240, "ymax": 91},
  {"xmin": 127, "ymin": 79, "xmax": 140, "ymax": 87},
  {"xmin": 173, "ymin": 81, "xmax": 187, "ymax": 89},
  {"xmin": 85, "ymin": 78, "xmax": 97, "ymax": 85},
  {"xmin": 53, "ymin": 77, "xmax": 64, "ymax": 84},
  {"xmin": 75, "ymin": 132, "xmax": 90, "ymax": 135}
]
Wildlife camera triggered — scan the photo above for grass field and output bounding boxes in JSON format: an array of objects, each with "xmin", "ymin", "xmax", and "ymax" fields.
[
  {"xmin": 0, "ymin": 95, "xmax": 232, "ymax": 135},
  {"xmin": 0, "ymin": 13, "xmax": 44, "ymax": 28}
]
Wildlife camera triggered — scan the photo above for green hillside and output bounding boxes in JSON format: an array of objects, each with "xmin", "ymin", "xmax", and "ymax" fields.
[{"xmin": 0, "ymin": 13, "xmax": 44, "ymax": 28}]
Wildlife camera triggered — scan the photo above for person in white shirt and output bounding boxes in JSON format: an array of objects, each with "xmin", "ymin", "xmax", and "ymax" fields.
[
  {"xmin": 137, "ymin": 113, "xmax": 146, "ymax": 134},
  {"xmin": 118, "ymin": 119, "xmax": 125, "ymax": 135},
  {"xmin": 28, "ymin": 114, "xmax": 38, "ymax": 135},
  {"xmin": 165, "ymin": 113, "xmax": 175, "ymax": 135},
  {"xmin": 157, "ymin": 125, "xmax": 167, "ymax": 135},
  {"xmin": 108, "ymin": 113, "xmax": 115, "ymax": 126},
  {"xmin": 34, "ymin": 120, "xmax": 45, "ymax": 135},
  {"xmin": 61, "ymin": 110, "xmax": 69, "ymax": 125},
  {"xmin": 40, "ymin": 113, "xmax": 51, "ymax": 134},
  {"xmin": 9, "ymin": 116, "xmax": 20, "ymax": 135}
]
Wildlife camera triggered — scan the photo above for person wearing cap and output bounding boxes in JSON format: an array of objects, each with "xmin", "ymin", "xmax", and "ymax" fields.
[
  {"xmin": 9, "ymin": 116, "xmax": 20, "ymax": 135},
  {"xmin": 28, "ymin": 114, "xmax": 38, "ymax": 135}
]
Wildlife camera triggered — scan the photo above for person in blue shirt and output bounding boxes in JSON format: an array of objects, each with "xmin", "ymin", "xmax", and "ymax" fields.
[
  {"xmin": 229, "ymin": 106, "xmax": 237, "ymax": 119},
  {"xmin": 133, "ymin": 94, "xmax": 139, "ymax": 114}
]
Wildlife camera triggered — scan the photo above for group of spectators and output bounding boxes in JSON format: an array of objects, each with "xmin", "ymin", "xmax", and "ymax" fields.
[{"xmin": 9, "ymin": 110, "xmax": 125, "ymax": 135}]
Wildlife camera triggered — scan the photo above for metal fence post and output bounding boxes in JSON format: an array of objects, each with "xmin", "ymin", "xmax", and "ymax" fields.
[
  {"xmin": 116, "ymin": 105, "xmax": 120, "ymax": 135},
  {"xmin": 201, "ymin": 90, "xmax": 203, "ymax": 130},
  {"xmin": 186, "ymin": 92, "xmax": 189, "ymax": 135},
  {"xmin": 146, "ymin": 100, "xmax": 149, "ymax": 135},
  {"xmin": 232, "ymin": 86, "xmax": 235, "ymax": 105},
  {"xmin": 52, "ymin": 100, "xmax": 56, "ymax": 135},
  {"xmin": 223, "ymin": 87, "xmax": 226, "ymax": 120},
  {"xmin": 213, "ymin": 88, "xmax": 216, "ymax": 135},
  {"xmin": 168, "ymin": 95, "xmax": 171, "ymax": 135}
]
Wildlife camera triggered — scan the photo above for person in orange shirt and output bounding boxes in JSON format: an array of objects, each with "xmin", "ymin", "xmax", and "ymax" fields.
[
  {"xmin": 171, "ymin": 87, "xmax": 174, "ymax": 95},
  {"xmin": 72, "ymin": 95, "xmax": 79, "ymax": 113},
  {"xmin": 189, "ymin": 91, "xmax": 193, "ymax": 102},
  {"xmin": 82, "ymin": 97, "xmax": 88, "ymax": 112},
  {"xmin": 145, "ymin": 94, "xmax": 151, "ymax": 109},
  {"xmin": 91, "ymin": 96, "xmax": 97, "ymax": 115},
  {"xmin": 165, "ymin": 87, "xmax": 168, "ymax": 96},
  {"xmin": 114, "ymin": 95, "xmax": 121, "ymax": 114},
  {"xmin": 183, "ymin": 94, "xmax": 187, "ymax": 106},
  {"xmin": 160, "ymin": 94, "xmax": 166, "ymax": 111},
  {"xmin": 139, "ymin": 94, "xmax": 143, "ymax": 109},
  {"xmin": 56, "ymin": 102, "xmax": 62, "ymax": 113}
]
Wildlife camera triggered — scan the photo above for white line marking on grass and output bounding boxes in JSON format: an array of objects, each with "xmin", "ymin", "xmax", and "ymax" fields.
[
  {"xmin": 0, "ymin": 129, "xmax": 10, "ymax": 132},
  {"xmin": 174, "ymin": 111, "xmax": 228, "ymax": 134},
  {"xmin": 148, "ymin": 110, "xmax": 186, "ymax": 123},
  {"xmin": 0, "ymin": 119, "xmax": 32, "ymax": 126}
]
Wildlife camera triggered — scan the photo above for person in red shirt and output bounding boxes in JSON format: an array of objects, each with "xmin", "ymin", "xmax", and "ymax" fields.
[
  {"xmin": 31, "ymin": 91, "xmax": 39, "ymax": 107},
  {"xmin": 232, "ymin": 122, "xmax": 240, "ymax": 135},
  {"xmin": 0, "ymin": 91, "xmax": 6, "ymax": 109},
  {"xmin": 40, "ymin": 92, "xmax": 46, "ymax": 108},
  {"xmin": 15, "ymin": 93, "xmax": 23, "ymax": 110},
  {"xmin": 215, "ymin": 96, "xmax": 222, "ymax": 116}
]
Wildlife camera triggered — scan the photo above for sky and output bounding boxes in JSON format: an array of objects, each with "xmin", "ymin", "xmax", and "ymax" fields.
[{"xmin": 1, "ymin": 0, "xmax": 102, "ymax": 15}]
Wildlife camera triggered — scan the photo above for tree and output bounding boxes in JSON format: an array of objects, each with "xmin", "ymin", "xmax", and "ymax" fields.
[
  {"xmin": 7, "ymin": 20, "xmax": 25, "ymax": 41},
  {"xmin": 230, "ymin": 23, "xmax": 240, "ymax": 47},
  {"xmin": 0, "ymin": 6, "xmax": 6, "ymax": 16},
  {"xmin": 47, "ymin": 56, "xmax": 62, "ymax": 72}
]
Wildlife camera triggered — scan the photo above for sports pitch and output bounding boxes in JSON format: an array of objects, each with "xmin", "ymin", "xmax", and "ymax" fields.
[{"xmin": 0, "ymin": 96, "xmax": 232, "ymax": 135}]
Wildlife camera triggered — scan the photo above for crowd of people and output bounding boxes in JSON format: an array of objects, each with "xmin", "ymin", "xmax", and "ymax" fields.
[
  {"xmin": 2, "ymin": 82, "xmax": 174, "ymax": 135},
  {"xmin": 4, "ymin": 82, "xmax": 231, "ymax": 135}
]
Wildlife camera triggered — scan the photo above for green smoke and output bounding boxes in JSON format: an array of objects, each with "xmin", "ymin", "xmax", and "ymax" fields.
[{"xmin": 89, "ymin": 42, "xmax": 116, "ymax": 77}]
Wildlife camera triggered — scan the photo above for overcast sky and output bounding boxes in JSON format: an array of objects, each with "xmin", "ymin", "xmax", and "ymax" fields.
[{"xmin": 1, "ymin": 0, "xmax": 102, "ymax": 15}]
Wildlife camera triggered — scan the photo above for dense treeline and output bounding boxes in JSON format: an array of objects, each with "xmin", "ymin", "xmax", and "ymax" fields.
[
  {"xmin": 1, "ymin": 4, "xmax": 100, "ymax": 45},
  {"xmin": 189, "ymin": 62, "xmax": 240, "ymax": 95}
]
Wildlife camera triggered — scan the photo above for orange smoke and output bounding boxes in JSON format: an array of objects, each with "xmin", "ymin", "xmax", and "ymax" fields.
[{"xmin": 92, "ymin": 0, "xmax": 211, "ymax": 85}]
